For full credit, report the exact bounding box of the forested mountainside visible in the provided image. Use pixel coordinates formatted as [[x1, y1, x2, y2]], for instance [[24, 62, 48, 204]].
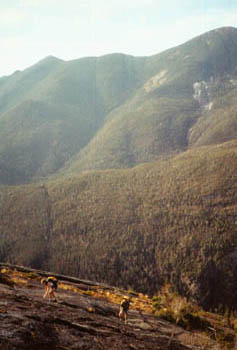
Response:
[[0, 27, 236, 184], [1, 141, 236, 312]]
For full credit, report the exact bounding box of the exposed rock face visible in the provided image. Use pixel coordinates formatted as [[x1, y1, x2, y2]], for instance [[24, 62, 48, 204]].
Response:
[[0, 264, 215, 350], [193, 75, 236, 111], [193, 80, 211, 110], [144, 70, 168, 92]]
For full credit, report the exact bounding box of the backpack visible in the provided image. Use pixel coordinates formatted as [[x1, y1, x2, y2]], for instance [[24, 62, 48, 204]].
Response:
[[121, 299, 130, 312], [47, 276, 57, 281], [46, 276, 58, 288]]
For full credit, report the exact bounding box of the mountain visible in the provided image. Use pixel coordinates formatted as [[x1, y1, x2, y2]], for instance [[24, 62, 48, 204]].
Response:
[[0, 27, 237, 184], [0, 27, 237, 314], [64, 26, 237, 174]]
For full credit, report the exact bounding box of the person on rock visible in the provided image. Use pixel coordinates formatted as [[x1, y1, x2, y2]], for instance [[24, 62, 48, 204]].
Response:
[[119, 297, 131, 324], [41, 276, 58, 302]]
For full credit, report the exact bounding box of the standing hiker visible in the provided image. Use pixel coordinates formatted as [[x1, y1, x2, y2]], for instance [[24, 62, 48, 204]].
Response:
[[119, 297, 131, 324]]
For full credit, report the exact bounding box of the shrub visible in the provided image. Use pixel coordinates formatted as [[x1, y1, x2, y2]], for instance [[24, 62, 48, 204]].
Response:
[[153, 284, 211, 330]]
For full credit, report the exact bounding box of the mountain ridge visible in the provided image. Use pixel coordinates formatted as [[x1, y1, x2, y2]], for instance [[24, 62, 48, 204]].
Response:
[[0, 26, 237, 184]]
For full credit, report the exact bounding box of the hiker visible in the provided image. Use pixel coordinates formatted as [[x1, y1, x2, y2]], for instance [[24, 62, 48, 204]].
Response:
[[41, 276, 58, 302], [119, 297, 131, 324]]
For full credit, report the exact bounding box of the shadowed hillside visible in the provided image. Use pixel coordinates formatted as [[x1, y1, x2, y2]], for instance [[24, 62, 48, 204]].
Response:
[[0, 54, 144, 184]]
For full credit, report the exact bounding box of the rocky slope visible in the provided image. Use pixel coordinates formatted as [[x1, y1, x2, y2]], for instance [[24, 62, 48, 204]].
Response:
[[1, 264, 231, 350]]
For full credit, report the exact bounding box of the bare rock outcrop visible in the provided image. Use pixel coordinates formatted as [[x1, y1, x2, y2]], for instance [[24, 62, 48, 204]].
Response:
[[0, 264, 216, 349]]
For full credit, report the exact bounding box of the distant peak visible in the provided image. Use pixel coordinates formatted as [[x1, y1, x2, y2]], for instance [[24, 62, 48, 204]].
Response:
[[33, 55, 64, 68], [41, 55, 63, 62], [206, 26, 237, 37], [187, 26, 237, 47], [215, 26, 237, 33]]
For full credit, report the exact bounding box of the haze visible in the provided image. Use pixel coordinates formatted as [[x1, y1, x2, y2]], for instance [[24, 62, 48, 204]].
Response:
[[1, 0, 237, 76]]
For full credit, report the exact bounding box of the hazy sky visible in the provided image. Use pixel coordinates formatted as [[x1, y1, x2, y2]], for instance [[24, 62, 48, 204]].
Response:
[[1, 0, 237, 77]]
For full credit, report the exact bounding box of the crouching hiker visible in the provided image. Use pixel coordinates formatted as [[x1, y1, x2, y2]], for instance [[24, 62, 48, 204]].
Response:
[[41, 276, 58, 302], [119, 297, 131, 324]]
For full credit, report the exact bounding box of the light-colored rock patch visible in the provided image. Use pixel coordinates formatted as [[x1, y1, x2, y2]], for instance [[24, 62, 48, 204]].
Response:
[[193, 80, 211, 110], [144, 69, 168, 92], [205, 101, 213, 111], [230, 79, 237, 86]]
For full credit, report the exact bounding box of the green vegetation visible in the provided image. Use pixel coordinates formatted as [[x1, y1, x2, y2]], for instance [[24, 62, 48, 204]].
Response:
[[189, 88, 237, 147], [152, 284, 236, 349], [152, 284, 211, 330], [65, 97, 198, 173]]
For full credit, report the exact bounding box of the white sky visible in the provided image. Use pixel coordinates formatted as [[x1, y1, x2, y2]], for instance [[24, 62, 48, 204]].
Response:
[[1, 0, 237, 77]]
